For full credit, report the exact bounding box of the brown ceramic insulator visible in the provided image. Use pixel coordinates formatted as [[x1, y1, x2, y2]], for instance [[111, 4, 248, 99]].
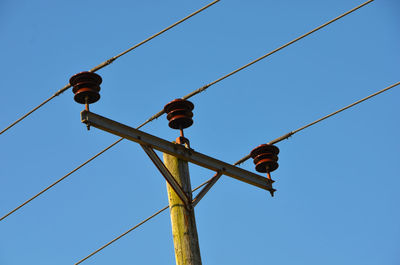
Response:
[[70, 72, 102, 104], [164, 99, 194, 129], [250, 144, 280, 173]]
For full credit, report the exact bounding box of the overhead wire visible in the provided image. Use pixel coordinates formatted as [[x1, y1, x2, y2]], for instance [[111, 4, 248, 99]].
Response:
[[74, 178, 213, 265], [0, 0, 374, 222], [0, 139, 124, 222], [0, 0, 220, 136], [0, 115, 160, 222], [138, 0, 375, 128], [234, 81, 400, 165]]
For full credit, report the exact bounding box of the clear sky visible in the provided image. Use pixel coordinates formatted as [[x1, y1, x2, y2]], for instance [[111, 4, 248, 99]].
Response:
[[0, 0, 399, 264]]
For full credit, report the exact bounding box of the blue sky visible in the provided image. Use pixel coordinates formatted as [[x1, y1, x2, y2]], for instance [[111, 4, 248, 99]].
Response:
[[0, 0, 399, 264]]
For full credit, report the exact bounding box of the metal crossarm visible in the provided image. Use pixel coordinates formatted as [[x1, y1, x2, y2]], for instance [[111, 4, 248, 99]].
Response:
[[81, 110, 274, 191]]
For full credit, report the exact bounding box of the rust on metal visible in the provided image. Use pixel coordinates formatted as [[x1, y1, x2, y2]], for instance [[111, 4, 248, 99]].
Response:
[[176, 136, 190, 147], [250, 144, 280, 196], [164, 99, 194, 130], [70, 72, 102, 105], [164, 99, 194, 147], [250, 144, 279, 173]]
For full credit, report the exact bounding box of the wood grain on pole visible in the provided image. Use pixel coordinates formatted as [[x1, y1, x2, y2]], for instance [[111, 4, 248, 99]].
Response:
[[163, 153, 202, 265]]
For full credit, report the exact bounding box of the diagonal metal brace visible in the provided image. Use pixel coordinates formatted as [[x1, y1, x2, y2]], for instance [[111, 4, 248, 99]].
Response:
[[140, 144, 191, 208], [192, 172, 222, 207]]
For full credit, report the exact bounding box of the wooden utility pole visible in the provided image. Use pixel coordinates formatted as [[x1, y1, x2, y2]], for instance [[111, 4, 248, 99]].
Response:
[[163, 152, 202, 265]]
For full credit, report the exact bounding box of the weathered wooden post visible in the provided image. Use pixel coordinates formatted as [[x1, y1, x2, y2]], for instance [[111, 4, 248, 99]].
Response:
[[164, 153, 202, 265]]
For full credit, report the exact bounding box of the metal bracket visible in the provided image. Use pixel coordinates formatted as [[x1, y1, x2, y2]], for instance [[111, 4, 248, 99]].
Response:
[[192, 172, 222, 207], [141, 144, 191, 208]]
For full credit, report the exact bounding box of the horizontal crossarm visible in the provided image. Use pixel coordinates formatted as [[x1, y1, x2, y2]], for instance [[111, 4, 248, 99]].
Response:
[[81, 110, 273, 191]]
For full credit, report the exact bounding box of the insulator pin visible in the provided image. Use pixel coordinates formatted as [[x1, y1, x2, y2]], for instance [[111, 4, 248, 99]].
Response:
[[164, 99, 194, 130], [70, 72, 102, 104]]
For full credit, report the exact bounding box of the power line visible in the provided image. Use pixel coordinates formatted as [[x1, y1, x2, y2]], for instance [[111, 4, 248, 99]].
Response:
[[289, 82, 400, 136], [0, 0, 220, 136], [234, 81, 400, 165], [75, 205, 169, 265], [0, 0, 374, 222], [74, 178, 212, 265], [0, 139, 123, 222], [138, 0, 375, 128], [0, 110, 164, 222]]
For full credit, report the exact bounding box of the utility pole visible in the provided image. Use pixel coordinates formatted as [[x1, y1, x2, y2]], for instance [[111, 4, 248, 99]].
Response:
[[164, 152, 202, 265], [72, 72, 276, 265]]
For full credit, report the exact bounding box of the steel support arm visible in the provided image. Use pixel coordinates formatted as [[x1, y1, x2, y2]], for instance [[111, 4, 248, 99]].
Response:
[[192, 172, 222, 207], [81, 110, 273, 191], [141, 145, 191, 208]]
